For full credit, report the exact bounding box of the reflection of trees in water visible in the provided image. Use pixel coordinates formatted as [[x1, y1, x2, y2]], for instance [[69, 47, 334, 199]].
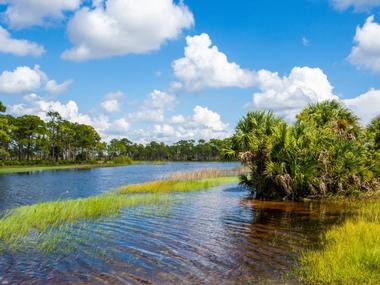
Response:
[[219, 198, 351, 283], [243, 199, 348, 235]]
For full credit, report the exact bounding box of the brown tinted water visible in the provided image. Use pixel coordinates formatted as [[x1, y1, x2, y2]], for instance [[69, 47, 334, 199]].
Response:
[[0, 163, 348, 284]]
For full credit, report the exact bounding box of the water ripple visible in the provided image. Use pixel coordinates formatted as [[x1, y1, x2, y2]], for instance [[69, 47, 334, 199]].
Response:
[[0, 163, 347, 284]]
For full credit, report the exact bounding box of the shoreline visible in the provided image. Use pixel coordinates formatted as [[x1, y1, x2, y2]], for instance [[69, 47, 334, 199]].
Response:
[[0, 163, 134, 175], [0, 161, 237, 175]]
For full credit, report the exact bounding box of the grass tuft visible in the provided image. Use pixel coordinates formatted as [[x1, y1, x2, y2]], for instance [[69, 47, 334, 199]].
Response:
[[297, 199, 380, 285], [164, 167, 246, 180], [118, 177, 239, 194], [0, 193, 168, 246]]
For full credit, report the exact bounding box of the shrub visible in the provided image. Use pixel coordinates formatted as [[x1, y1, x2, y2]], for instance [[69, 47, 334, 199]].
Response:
[[111, 156, 133, 165]]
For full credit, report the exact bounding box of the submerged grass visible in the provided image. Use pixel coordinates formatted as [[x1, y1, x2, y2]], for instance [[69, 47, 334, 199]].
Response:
[[297, 198, 380, 285], [0, 193, 169, 246], [118, 177, 239, 194], [0, 168, 240, 249]]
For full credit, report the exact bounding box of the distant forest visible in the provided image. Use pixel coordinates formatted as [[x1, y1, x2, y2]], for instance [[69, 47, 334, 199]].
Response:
[[0, 101, 231, 164]]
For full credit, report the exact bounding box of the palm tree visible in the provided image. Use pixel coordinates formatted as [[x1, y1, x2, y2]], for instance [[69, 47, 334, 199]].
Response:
[[231, 102, 379, 200], [297, 100, 360, 139], [232, 111, 287, 199]]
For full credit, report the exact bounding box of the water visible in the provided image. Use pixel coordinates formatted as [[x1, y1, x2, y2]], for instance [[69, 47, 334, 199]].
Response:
[[0, 162, 346, 284]]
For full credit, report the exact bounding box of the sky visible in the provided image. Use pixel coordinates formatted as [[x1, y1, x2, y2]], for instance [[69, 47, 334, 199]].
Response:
[[0, 0, 380, 143]]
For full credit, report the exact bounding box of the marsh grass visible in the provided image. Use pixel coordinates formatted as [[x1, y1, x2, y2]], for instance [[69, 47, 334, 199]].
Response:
[[0, 164, 99, 174], [164, 167, 246, 180], [0, 193, 169, 247], [118, 177, 239, 194], [297, 199, 380, 284], [0, 169, 240, 250]]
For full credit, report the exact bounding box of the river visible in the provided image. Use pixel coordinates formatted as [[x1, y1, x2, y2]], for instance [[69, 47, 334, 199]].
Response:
[[0, 162, 346, 284]]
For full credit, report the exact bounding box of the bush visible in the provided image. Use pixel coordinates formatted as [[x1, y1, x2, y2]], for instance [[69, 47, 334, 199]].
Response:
[[231, 101, 379, 200], [111, 156, 133, 165]]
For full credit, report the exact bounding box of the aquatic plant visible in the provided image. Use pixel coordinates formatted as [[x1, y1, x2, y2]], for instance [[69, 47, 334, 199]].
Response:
[[0, 193, 169, 246], [119, 177, 239, 194], [164, 167, 246, 180], [297, 199, 380, 284]]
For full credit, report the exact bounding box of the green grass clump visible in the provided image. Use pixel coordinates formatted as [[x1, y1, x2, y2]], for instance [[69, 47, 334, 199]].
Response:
[[164, 167, 247, 180], [0, 193, 168, 245], [118, 177, 239, 194], [297, 200, 380, 285]]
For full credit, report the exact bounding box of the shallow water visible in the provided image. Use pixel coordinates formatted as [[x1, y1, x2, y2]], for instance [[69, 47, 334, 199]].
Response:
[[0, 162, 346, 284]]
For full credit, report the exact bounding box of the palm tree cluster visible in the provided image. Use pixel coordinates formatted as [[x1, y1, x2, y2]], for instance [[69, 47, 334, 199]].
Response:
[[230, 101, 380, 200]]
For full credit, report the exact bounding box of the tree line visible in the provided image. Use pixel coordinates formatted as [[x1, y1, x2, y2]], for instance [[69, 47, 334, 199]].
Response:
[[228, 100, 380, 199], [0, 101, 231, 165]]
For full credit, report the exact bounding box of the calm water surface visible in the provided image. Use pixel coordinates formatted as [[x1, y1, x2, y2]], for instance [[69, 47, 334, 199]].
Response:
[[0, 162, 346, 284]]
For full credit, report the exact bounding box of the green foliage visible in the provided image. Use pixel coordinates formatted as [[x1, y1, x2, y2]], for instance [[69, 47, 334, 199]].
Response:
[[231, 100, 379, 199], [0, 102, 5, 113], [296, 100, 361, 139], [111, 155, 133, 165], [117, 138, 232, 161]]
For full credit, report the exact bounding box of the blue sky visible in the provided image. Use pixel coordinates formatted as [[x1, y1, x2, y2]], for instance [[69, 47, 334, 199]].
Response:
[[0, 0, 380, 143]]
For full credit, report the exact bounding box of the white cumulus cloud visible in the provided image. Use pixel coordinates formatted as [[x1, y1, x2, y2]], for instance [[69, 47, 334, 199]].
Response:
[[249, 64, 379, 124], [10, 94, 93, 124], [0, 65, 72, 95], [171, 34, 339, 122], [102, 117, 130, 138], [172, 33, 256, 91], [252, 67, 336, 122], [8, 94, 131, 138], [150, 105, 231, 143], [62, 0, 194, 61], [170, 114, 186, 124], [101, 99, 120, 113], [0, 26, 44, 56], [0, 65, 46, 94], [344, 88, 380, 124], [45, 79, 73, 94], [192, 105, 228, 132], [112, 118, 130, 132], [128, 90, 176, 122], [2, 0, 82, 29], [100, 91, 125, 113], [349, 16, 380, 72]]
